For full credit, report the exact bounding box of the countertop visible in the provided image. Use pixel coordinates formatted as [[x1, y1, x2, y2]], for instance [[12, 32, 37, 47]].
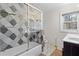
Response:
[[62, 34, 79, 44]]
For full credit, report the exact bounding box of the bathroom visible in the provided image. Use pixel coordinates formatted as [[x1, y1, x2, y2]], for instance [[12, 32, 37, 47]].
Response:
[[0, 2, 79, 56]]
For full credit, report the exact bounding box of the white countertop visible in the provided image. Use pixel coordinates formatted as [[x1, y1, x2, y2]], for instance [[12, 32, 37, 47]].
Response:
[[63, 34, 79, 44]]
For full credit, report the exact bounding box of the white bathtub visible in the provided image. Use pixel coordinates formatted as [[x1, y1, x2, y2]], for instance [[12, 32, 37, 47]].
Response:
[[0, 42, 42, 56], [19, 44, 42, 56]]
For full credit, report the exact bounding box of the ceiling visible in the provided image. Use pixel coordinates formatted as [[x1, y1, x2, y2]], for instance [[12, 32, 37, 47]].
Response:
[[30, 3, 68, 13]]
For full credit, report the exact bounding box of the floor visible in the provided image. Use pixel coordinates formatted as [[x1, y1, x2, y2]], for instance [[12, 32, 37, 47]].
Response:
[[39, 49, 62, 56], [50, 49, 62, 56]]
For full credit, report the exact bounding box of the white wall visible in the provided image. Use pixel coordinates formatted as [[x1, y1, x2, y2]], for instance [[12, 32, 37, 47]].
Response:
[[43, 10, 67, 55]]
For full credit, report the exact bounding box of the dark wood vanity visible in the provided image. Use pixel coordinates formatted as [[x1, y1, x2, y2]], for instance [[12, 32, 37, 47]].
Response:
[[63, 42, 79, 56]]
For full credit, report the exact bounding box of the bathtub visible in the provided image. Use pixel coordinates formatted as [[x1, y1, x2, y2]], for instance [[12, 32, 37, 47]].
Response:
[[0, 42, 42, 56], [19, 44, 42, 56]]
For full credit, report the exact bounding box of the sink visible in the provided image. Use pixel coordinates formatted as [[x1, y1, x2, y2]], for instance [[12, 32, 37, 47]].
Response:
[[63, 34, 79, 44], [69, 38, 79, 41]]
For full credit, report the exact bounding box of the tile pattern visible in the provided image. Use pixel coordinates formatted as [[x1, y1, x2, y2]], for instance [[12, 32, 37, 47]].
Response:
[[3, 45, 12, 51], [0, 25, 8, 34], [18, 39, 24, 45], [0, 3, 28, 52], [0, 3, 43, 52], [9, 33, 16, 40], [0, 10, 9, 17], [29, 30, 43, 44], [9, 19, 16, 26], [9, 5, 17, 12], [0, 39, 9, 52]]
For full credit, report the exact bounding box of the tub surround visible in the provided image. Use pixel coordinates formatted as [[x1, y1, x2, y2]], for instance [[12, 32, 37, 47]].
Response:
[[0, 3, 43, 56]]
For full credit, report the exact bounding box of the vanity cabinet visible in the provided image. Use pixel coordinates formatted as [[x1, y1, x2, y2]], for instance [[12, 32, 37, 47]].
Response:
[[63, 42, 79, 56]]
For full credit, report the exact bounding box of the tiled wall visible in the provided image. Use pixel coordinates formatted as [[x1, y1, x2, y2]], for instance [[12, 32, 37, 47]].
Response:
[[0, 3, 28, 52], [0, 3, 43, 52]]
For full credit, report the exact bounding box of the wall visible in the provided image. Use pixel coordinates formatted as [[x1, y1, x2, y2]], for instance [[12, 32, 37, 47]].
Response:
[[0, 3, 29, 52], [43, 10, 67, 55], [43, 4, 79, 55]]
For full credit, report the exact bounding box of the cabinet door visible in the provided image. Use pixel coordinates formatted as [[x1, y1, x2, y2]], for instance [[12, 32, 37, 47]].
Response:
[[70, 43, 77, 56], [71, 43, 79, 56], [63, 42, 71, 56], [63, 42, 79, 56]]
